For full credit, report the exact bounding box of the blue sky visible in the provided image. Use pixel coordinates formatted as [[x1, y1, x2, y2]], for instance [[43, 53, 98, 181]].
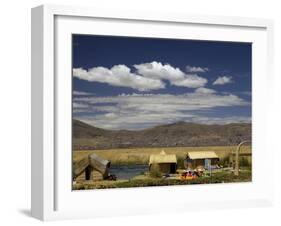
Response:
[[72, 34, 252, 130]]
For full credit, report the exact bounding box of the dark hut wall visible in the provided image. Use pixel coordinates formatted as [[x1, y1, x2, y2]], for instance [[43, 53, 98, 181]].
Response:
[[150, 163, 177, 174], [76, 168, 103, 182], [191, 159, 219, 168]]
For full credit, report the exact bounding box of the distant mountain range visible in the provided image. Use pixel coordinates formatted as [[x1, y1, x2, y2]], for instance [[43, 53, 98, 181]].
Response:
[[73, 119, 251, 150]]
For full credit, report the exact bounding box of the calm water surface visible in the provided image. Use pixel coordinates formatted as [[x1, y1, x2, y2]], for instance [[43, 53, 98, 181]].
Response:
[[110, 164, 148, 180]]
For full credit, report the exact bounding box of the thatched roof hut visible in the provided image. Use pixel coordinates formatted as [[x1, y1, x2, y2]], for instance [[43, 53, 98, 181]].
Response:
[[149, 150, 177, 174], [73, 154, 111, 181], [185, 151, 219, 169]]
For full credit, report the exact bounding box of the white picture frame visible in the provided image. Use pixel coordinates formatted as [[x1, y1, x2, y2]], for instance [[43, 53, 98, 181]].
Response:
[[31, 4, 274, 221]]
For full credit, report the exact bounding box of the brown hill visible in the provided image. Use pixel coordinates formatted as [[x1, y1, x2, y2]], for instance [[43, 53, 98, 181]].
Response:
[[73, 119, 251, 150]]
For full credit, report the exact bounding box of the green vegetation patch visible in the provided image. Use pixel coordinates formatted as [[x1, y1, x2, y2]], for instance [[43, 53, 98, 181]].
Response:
[[73, 170, 251, 190]]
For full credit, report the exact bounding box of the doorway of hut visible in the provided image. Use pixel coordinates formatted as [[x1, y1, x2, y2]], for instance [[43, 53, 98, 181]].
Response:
[[170, 163, 177, 174], [85, 166, 92, 180]]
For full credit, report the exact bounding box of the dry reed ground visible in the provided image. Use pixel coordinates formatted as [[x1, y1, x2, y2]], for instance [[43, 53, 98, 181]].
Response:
[[73, 146, 251, 165]]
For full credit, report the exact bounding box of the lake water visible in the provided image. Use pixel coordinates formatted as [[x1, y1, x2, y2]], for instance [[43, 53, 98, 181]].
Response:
[[110, 164, 149, 180]]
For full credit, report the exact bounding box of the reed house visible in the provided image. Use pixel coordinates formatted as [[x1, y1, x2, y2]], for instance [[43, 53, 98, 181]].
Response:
[[184, 151, 219, 170], [73, 153, 111, 182], [149, 150, 177, 174]]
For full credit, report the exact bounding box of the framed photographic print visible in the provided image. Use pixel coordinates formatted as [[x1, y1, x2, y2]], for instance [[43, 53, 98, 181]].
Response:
[[31, 4, 274, 221], [71, 34, 253, 189]]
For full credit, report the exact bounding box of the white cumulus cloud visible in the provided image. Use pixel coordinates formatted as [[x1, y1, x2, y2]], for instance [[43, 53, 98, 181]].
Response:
[[213, 76, 233, 85], [73, 61, 208, 91], [73, 65, 165, 91], [134, 61, 207, 88]]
